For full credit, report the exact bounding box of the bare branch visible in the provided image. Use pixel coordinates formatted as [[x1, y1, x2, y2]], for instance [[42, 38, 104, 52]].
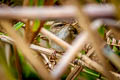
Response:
[[0, 6, 76, 20], [0, 4, 116, 20]]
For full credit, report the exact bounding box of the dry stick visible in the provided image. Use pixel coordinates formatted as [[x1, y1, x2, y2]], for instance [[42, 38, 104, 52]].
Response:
[[0, 20, 53, 80], [1, 31, 120, 79], [23, 0, 29, 6], [66, 66, 83, 80], [23, 0, 32, 44], [36, 28, 120, 79], [24, 20, 32, 44], [41, 53, 53, 69], [30, 0, 55, 43], [110, 71, 120, 79], [0, 6, 76, 20], [41, 28, 70, 50], [0, 35, 61, 58], [91, 19, 120, 40], [30, 44, 61, 58], [0, 4, 116, 20], [44, 0, 54, 6], [51, 32, 88, 79], [40, 28, 107, 77], [82, 4, 115, 19], [0, 35, 88, 69], [86, 47, 95, 57], [91, 19, 120, 69], [0, 28, 111, 79], [5, 43, 11, 66], [0, 27, 115, 79], [13, 45, 22, 80], [30, 21, 45, 43], [75, 3, 117, 80]]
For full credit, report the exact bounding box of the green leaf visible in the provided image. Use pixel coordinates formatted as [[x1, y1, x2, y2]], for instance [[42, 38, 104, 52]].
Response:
[[84, 67, 100, 78], [54, 0, 58, 3], [13, 22, 24, 30], [98, 25, 105, 37], [79, 67, 106, 80], [80, 50, 86, 54], [29, 0, 34, 6], [32, 19, 40, 32], [113, 46, 120, 56], [113, 46, 118, 52], [0, 32, 5, 35], [37, 0, 44, 6], [18, 50, 40, 80], [36, 36, 41, 43], [44, 24, 51, 31], [96, 0, 102, 3]]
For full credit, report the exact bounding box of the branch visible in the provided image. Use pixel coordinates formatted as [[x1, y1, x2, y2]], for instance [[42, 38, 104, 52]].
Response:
[[0, 6, 76, 20]]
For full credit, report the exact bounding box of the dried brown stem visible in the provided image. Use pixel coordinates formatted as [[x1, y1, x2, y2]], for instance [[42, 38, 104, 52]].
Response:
[[13, 45, 22, 80], [0, 30, 117, 79], [40, 28, 109, 77], [0, 6, 76, 20], [23, 0, 29, 6], [0, 4, 116, 20], [41, 28, 70, 50], [66, 66, 83, 80]]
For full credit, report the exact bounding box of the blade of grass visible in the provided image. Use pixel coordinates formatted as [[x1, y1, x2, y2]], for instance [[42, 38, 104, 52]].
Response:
[[13, 22, 24, 30]]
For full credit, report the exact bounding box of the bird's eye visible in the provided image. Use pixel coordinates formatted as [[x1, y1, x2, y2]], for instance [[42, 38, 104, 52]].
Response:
[[53, 22, 66, 27]]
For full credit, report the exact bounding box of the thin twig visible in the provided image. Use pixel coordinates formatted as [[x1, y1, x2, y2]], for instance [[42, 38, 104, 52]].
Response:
[[66, 65, 83, 80], [13, 45, 22, 80], [41, 53, 53, 70], [5, 43, 11, 66], [86, 47, 95, 57], [41, 28, 70, 50]]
